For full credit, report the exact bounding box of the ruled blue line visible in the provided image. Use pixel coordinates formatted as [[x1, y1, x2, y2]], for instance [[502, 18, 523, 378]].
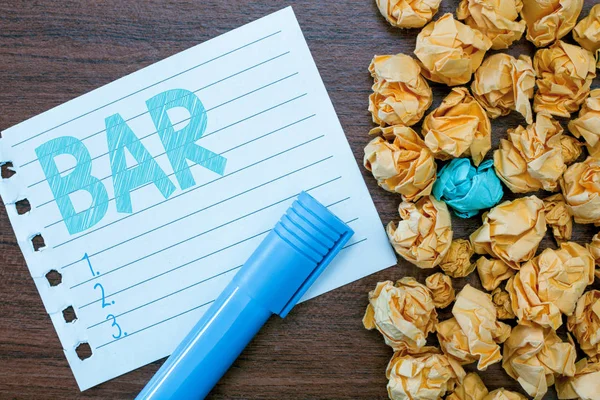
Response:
[[67, 155, 333, 262], [79, 209, 353, 310], [77, 230, 265, 301], [87, 264, 243, 328], [95, 301, 215, 350], [22, 51, 291, 171], [11, 30, 282, 149], [87, 222, 362, 328], [50, 114, 316, 243], [68, 176, 341, 288], [30, 71, 299, 190], [327, 197, 350, 208], [57, 147, 326, 250], [95, 236, 366, 350], [60, 136, 327, 270]]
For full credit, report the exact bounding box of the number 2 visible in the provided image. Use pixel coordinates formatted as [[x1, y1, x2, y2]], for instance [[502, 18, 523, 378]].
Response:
[[93, 283, 115, 308], [106, 314, 127, 339]]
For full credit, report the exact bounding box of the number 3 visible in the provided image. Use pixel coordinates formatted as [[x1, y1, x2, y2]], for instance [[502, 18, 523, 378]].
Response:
[[106, 314, 126, 339]]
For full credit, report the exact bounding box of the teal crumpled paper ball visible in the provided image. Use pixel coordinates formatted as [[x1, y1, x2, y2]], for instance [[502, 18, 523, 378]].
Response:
[[432, 158, 503, 218]]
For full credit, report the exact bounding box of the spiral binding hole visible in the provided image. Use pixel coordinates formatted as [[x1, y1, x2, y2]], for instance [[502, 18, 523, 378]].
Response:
[[1, 162, 16, 179], [75, 342, 92, 360], [15, 199, 31, 215], [31, 234, 45, 251], [45, 270, 62, 287], [62, 306, 77, 323]]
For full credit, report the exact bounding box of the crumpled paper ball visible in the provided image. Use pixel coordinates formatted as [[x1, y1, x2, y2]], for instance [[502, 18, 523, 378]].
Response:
[[456, 0, 526, 49], [493, 113, 566, 193], [567, 290, 600, 358], [543, 193, 573, 244], [387, 196, 453, 269], [425, 272, 455, 308], [471, 53, 535, 124], [386, 348, 466, 400], [421, 87, 492, 165], [502, 324, 576, 400], [561, 156, 600, 225], [452, 285, 512, 370], [446, 372, 488, 400], [556, 356, 600, 400], [533, 40, 596, 118], [560, 134, 583, 164], [375, 0, 442, 28], [365, 125, 437, 201], [476, 256, 514, 291], [569, 89, 600, 158], [573, 4, 600, 53], [439, 239, 476, 278], [507, 242, 595, 330], [470, 196, 546, 270], [414, 13, 492, 86], [363, 278, 438, 352], [491, 288, 516, 320], [588, 233, 600, 267], [437, 317, 479, 365], [520, 0, 583, 47], [433, 158, 503, 218], [369, 54, 433, 126], [484, 389, 527, 400]]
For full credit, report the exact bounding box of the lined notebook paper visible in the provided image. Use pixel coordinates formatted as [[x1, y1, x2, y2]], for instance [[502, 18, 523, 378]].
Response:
[[0, 7, 396, 390]]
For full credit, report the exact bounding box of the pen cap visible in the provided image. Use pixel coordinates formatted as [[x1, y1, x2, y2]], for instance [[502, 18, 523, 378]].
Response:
[[234, 192, 353, 317]]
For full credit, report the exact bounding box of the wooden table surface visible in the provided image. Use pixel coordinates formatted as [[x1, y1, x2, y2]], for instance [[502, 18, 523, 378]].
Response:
[[1, 0, 599, 398]]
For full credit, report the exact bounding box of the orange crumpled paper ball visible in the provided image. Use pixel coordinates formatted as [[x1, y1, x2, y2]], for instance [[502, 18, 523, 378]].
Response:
[[543, 193, 573, 244], [363, 278, 438, 352], [573, 4, 600, 54], [439, 239, 475, 278], [470, 196, 546, 270], [569, 88, 600, 158], [437, 317, 479, 366], [415, 13, 492, 86], [425, 272, 455, 308], [567, 290, 600, 358], [493, 113, 567, 193], [502, 324, 576, 400], [456, 0, 526, 50], [556, 356, 600, 400], [365, 125, 437, 201], [588, 233, 600, 268], [533, 40, 596, 118], [520, 0, 583, 47], [375, 0, 442, 28], [476, 256, 514, 291], [451, 285, 512, 370], [471, 53, 535, 124], [561, 156, 600, 225], [491, 288, 516, 320], [387, 196, 453, 269], [386, 347, 466, 400], [369, 53, 433, 126], [446, 372, 489, 400], [421, 87, 492, 166], [506, 242, 595, 330]]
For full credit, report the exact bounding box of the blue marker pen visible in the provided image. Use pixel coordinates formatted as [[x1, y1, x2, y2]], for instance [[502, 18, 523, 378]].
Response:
[[136, 191, 354, 399]]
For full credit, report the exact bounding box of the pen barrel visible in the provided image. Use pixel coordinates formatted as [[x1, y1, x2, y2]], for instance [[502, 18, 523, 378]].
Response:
[[136, 283, 271, 400]]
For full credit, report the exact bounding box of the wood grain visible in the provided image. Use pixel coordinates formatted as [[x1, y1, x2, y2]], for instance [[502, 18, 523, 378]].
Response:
[[1, 1, 599, 398]]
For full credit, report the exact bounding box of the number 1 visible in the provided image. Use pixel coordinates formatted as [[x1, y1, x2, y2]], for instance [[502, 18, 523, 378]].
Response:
[[82, 253, 100, 277]]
